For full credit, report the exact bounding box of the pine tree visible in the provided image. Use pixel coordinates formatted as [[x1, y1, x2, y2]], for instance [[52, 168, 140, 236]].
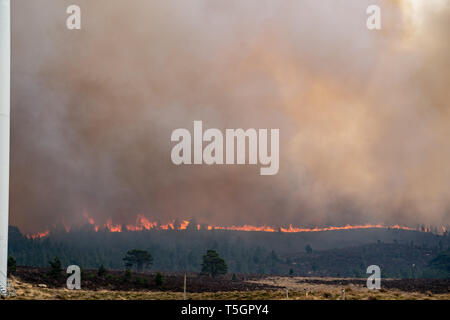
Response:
[[48, 256, 62, 278], [154, 272, 164, 288], [201, 250, 227, 277]]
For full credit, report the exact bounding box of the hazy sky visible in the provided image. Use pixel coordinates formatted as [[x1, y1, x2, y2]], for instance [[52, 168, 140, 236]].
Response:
[[9, 0, 450, 233]]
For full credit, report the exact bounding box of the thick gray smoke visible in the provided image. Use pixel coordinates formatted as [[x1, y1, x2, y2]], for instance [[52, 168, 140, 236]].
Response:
[[10, 0, 450, 233]]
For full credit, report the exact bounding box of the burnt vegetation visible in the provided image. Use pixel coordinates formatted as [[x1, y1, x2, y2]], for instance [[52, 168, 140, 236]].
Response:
[[13, 266, 278, 293], [10, 266, 450, 294]]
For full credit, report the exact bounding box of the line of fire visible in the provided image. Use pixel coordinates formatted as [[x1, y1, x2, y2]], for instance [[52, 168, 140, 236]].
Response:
[[25, 213, 448, 240]]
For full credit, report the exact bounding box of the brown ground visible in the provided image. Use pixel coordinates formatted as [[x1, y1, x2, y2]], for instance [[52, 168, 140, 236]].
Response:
[[12, 266, 279, 292], [248, 276, 450, 300], [3, 273, 449, 300]]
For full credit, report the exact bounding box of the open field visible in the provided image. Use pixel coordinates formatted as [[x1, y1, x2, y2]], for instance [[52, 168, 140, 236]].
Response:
[[4, 277, 450, 300], [3, 268, 449, 300]]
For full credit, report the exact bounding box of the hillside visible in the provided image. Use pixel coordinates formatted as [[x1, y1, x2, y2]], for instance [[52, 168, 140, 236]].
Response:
[[278, 243, 450, 278], [8, 226, 450, 278]]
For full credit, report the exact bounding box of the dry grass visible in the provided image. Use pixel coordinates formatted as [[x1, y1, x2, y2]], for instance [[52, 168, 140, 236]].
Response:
[[248, 276, 450, 300], [3, 276, 449, 300]]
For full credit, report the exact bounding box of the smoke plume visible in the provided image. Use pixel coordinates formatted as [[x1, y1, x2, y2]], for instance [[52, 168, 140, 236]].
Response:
[[10, 0, 450, 233]]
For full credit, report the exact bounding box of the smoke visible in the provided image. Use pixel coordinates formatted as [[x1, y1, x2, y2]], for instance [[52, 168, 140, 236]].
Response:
[[9, 0, 450, 233]]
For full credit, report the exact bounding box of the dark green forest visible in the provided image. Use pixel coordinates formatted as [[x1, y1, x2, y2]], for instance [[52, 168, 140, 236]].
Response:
[[8, 226, 450, 278]]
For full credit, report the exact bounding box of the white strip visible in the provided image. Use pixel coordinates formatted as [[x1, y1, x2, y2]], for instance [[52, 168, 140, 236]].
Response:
[[0, 0, 10, 294]]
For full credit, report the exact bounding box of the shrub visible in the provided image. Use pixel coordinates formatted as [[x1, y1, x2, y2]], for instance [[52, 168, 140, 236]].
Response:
[[123, 269, 132, 282], [47, 256, 63, 279], [135, 276, 146, 285], [106, 274, 116, 282], [154, 272, 164, 288], [7, 256, 16, 275], [98, 264, 107, 277]]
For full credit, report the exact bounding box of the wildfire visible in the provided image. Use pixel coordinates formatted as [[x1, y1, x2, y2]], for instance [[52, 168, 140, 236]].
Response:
[[26, 230, 50, 239], [25, 213, 438, 239]]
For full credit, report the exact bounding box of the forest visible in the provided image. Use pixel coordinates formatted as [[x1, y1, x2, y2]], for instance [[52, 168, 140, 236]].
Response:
[[7, 225, 450, 278]]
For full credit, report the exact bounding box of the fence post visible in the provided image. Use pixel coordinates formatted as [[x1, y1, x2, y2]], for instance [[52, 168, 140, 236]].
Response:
[[183, 273, 187, 300]]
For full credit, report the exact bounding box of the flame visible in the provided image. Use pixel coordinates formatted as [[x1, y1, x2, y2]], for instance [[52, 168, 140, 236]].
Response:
[[214, 225, 277, 232], [81, 214, 418, 234], [25, 213, 443, 239], [180, 220, 190, 230], [126, 215, 158, 231], [83, 212, 95, 225], [84, 212, 99, 232], [106, 218, 122, 232], [26, 230, 50, 239]]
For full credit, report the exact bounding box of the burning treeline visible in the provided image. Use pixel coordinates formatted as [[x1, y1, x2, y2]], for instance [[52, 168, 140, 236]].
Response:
[[26, 212, 448, 239], [10, 1, 450, 234]]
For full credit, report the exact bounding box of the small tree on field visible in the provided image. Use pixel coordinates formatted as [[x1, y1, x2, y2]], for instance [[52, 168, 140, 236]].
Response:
[[98, 264, 107, 277], [305, 244, 313, 254], [201, 250, 227, 277], [7, 256, 16, 275], [48, 256, 62, 278], [123, 268, 132, 282], [123, 249, 153, 272], [154, 272, 164, 288]]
